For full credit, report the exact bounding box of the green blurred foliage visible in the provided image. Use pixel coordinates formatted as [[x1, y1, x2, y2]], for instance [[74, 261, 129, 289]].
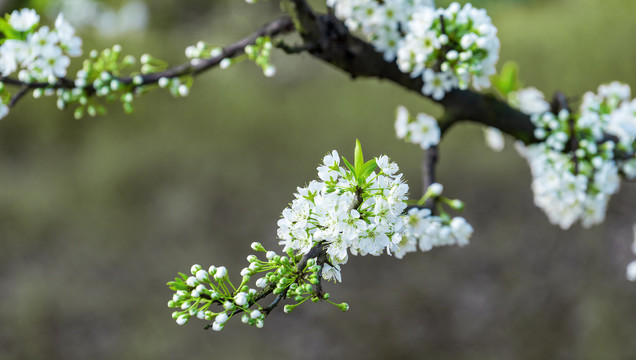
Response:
[[0, 0, 635, 359]]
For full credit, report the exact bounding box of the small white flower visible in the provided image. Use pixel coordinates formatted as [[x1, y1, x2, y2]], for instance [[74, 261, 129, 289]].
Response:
[[422, 69, 455, 100], [9, 8, 40, 32], [408, 112, 440, 149], [450, 217, 473, 246], [395, 105, 409, 139], [375, 155, 399, 176], [322, 263, 342, 282], [263, 65, 276, 77], [220, 58, 231, 69], [484, 127, 504, 152]]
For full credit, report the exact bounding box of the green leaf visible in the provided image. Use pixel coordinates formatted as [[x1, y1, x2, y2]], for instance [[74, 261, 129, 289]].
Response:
[[359, 159, 377, 181], [342, 156, 355, 175], [167, 279, 189, 291], [354, 139, 364, 175], [492, 61, 521, 96]]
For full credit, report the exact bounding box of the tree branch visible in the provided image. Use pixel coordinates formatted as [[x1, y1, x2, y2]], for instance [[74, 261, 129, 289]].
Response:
[[204, 241, 329, 328], [421, 145, 438, 200], [1, 17, 295, 108]]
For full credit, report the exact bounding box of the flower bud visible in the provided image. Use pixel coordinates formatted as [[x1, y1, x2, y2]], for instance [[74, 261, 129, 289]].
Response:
[[234, 292, 248, 306], [158, 77, 170, 88], [176, 314, 189, 325], [186, 276, 198, 287], [427, 183, 443, 197], [448, 199, 464, 211], [214, 266, 227, 280], [249, 310, 261, 320], [214, 312, 229, 325], [255, 277, 268, 288], [195, 269, 208, 282]]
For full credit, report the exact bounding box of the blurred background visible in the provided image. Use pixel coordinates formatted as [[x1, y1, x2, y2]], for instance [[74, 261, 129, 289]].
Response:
[[0, 0, 635, 359]]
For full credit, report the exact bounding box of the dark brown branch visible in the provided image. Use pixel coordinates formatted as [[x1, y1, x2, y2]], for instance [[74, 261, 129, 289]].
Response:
[[263, 292, 286, 315], [9, 85, 29, 108], [421, 145, 438, 202]]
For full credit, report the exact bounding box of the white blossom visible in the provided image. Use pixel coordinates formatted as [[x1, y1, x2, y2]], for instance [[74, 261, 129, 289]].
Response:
[[484, 127, 505, 152], [327, 1, 499, 99], [9, 8, 39, 31]]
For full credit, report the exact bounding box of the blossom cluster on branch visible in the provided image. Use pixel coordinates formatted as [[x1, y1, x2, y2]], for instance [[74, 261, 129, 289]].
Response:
[[168, 141, 472, 330], [326, 0, 499, 99], [0, 8, 280, 121], [278, 141, 471, 282], [167, 243, 348, 331], [513, 83, 635, 229]]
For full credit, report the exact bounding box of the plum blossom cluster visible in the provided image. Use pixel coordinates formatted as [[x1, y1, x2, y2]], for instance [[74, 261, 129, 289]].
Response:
[[169, 142, 473, 329], [0, 10, 81, 82], [394, 105, 440, 149], [277, 141, 472, 282], [167, 242, 348, 330], [325, 0, 500, 99], [0, 9, 82, 119], [515, 83, 636, 229], [277, 147, 408, 282], [392, 183, 473, 259]]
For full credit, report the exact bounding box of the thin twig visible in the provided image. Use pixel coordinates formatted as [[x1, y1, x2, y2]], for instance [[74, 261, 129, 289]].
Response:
[[9, 86, 30, 108], [275, 40, 317, 54]]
